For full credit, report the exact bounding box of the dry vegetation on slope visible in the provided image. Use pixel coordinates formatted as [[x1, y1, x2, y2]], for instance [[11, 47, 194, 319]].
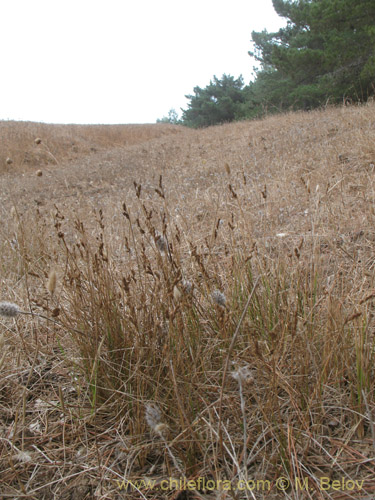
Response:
[[0, 121, 181, 173], [1, 104, 375, 499]]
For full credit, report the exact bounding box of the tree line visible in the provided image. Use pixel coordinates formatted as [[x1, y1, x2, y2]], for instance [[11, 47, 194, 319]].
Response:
[[158, 0, 375, 128]]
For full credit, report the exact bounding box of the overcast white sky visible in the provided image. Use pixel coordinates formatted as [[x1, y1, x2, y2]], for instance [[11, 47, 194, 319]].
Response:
[[0, 0, 283, 124]]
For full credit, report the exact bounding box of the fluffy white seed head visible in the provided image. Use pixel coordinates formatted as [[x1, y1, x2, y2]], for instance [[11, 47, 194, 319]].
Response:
[[174, 280, 193, 301], [145, 404, 162, 430], [14, 451, 32, 463], [145, 404, 168, 435], [181, 279, 193, 294], [0, 302, 21, 318], [154, 423, 168, 435], [211, 289, 226, 307], [155, 233, 167, 254], [232, 365, 254, 384]]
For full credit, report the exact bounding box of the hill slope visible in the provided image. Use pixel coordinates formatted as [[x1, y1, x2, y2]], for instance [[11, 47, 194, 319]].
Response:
[[1, 105, 375, 499]]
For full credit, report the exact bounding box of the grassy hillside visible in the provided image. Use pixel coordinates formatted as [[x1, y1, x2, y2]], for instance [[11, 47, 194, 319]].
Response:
[[0, 121, 181, 173], [1, 104, 375, 499]]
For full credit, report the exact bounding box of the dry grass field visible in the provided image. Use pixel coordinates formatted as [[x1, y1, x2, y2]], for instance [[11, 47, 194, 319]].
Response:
[[1, 103, 375, 499]]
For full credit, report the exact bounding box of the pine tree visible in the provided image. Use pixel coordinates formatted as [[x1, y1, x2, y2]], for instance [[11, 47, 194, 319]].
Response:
[[181, 74, 247, 128], [250, 0, 375, 110]]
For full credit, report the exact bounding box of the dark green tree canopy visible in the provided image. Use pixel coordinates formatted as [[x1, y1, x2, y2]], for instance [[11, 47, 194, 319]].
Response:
[[176, 0, 375, 127], [181, 74, 247, 128], [250, 0, 375, 109]]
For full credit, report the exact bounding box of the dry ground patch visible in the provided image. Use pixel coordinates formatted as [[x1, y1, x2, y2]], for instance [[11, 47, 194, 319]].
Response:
[[1, 105, 375, 499]]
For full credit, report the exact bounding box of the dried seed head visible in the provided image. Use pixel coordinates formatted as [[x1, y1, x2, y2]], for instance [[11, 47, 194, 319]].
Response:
[[173, 280, 193, 301], [14, 451, 32, 463], [181, 279, 193, 294], [0, 302, 21, 318], [51, 307, 60, 317], [36, 169, 43, 177], [34, 137, 42, 145], [47, 270, 57, 295], [154, 423, 168, 435], [145, 404, 168, 435], [9, 238, 19, 250], [173, 285, 182, 302], [232, 365, 254, 384], [145, 404, 162, 431], [6, 157, 13, 165], [155, 233, 167, 254], [211, 289, 226, 307]]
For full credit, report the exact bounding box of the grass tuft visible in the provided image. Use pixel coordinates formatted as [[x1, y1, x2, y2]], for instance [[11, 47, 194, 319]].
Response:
[[1, 103, 375, 498]]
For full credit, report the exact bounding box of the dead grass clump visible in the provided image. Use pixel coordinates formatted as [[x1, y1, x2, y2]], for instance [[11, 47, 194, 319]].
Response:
[[1, 103, 375, 498]]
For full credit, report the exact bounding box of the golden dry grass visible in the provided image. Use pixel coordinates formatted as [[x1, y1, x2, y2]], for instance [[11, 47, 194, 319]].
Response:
[[1, 103, 375, 499], [0, 120, 181, 173]]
